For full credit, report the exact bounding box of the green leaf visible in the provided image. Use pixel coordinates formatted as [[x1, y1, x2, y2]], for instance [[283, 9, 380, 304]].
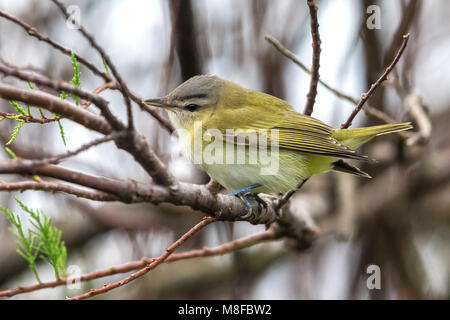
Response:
[[5, 147, 17, 158], [9, 101, 27, 116], [6, 115, 22, 120], [69, 52, 81, 106], [6, 120, 24, 145], [60, 91, 68, 100], [0, 203, 41, 283], [57, 120, 66, 146], [102, 58, 110, 74], [38, 107, 45, 118], [14, 198, 68, 279]]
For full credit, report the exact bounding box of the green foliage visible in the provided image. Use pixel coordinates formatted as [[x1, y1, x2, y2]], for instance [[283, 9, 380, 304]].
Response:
[[38, 107, 46, 118], [69, 52, 81, 105], [102, 58, 110, 74], [59, 52, 82, 105], [57, 119, 66, 146], [26, 82, 35, 117], [5, 147, 17, 159], [27, 82, 46, 118], [9, 100, 27, 116], [0, 203, 41, 282], [0, 198, 68, 281], [5, 120, 24, 145]]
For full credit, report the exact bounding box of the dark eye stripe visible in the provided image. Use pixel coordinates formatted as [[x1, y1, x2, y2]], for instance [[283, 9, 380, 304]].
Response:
[[179, 93, 207, 101]]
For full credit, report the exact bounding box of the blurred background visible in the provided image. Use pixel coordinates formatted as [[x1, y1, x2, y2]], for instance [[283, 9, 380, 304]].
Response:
[[0, 0, 449, 299]]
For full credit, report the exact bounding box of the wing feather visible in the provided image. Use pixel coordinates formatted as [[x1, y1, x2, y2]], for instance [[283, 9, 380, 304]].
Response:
[[218, 109, 368, 161]]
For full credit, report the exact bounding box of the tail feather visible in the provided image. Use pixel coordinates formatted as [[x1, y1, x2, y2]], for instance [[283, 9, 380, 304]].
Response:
[[331, 122, 413, 150], [332, 159, 372, 178]]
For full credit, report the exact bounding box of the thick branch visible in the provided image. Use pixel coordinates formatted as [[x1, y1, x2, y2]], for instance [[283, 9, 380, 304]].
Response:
[[0, 161, 134, 201], [0, 64, 124, 129], [0, 159, 296, 226], [0, 181, 119, 201], [0, 83, 112, 134]]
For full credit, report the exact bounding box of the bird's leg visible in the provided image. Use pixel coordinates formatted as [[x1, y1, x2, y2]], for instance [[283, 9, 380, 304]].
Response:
[[227, 184, 267, 219], [227, 183, 261, 196]]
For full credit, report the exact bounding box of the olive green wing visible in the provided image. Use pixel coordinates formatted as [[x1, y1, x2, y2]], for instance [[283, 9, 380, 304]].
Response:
[[221, 110, 368, 161]]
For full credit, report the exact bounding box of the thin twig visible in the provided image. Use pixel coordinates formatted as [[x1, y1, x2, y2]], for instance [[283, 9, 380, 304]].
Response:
[[0, 111, 58, 124], [404, 91, 431, 146], [34, 134, 119, 166], [0, 10, 110, 82], [341, 33, 410, 129], [0, 180, 119, 202], [67, 216, 216, 300], [80, 81, 120, 109], [275, 178, 309, 211], [51, 0, 134, 129], [304, 0, 321, 116], [0, 227, 279, 298], [265, 35, 404, 128]]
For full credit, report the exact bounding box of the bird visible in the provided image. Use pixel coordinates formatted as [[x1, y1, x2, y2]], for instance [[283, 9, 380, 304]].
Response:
[[144, 75, 412, 208]]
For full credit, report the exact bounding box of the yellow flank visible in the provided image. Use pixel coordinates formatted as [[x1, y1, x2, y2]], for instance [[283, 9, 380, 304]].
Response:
[[144, 75, 413, 194]]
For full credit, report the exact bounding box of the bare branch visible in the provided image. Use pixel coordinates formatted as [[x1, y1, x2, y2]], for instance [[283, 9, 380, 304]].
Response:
[[275, 178, 309, 210], [0, 227, 279, 298], [0, 8, 174, 133], [50, 0, 134, 129], [80, 81, 120, 109], [67, 216, 216, 300], [304, 0, 321, 116], [0, 180, 119, 201], [0, 161, 135, 201], [34, 134, 118, 165], [0, 10, 110, 82], [341, 33, 410, 129], [265, 34, 408, 134], [404, 91, 431, 146]]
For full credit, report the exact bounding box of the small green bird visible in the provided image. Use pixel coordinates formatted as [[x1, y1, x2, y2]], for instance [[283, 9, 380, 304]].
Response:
[[144, 75, 412, 199]]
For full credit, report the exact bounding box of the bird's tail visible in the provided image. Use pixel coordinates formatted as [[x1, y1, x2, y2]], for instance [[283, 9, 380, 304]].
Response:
[[331, 122, 413, 150]]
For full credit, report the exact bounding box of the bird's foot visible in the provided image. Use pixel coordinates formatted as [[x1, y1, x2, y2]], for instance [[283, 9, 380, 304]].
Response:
[[227, 184, 268, 220]]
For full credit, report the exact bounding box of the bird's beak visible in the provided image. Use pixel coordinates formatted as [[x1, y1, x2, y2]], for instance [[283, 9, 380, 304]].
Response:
[[143, 97, 174, 111]]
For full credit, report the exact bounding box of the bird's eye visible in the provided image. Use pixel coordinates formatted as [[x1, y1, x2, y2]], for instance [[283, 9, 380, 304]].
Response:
[[185, 104, 199, 112]]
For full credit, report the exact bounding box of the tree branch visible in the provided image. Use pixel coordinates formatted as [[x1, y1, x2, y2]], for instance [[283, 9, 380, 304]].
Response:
[[341, 33, 410, 129], [0, 180, 119, 201], [265, 34, 409, 137], [0, 227, 279, 298], [0, 10, 110, 82], [67, 216, 216, 300], [0, 83, 112, 134], [0, 63, 124, 130], [51, 0, 134, 129], [304, 0, 321, 116]]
